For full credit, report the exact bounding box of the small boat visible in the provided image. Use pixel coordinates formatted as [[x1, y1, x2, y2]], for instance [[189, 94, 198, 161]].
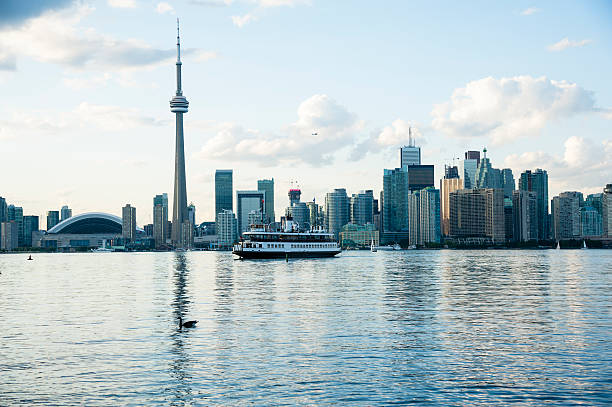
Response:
[[582, 240, 587, 249], [406, 245, 416, 250], [92, 239, 113, 252], [370, 237, 377, 252], [393, 243, 402, 250], [556, 241, 560, 250], [27, 255, 33, 261]]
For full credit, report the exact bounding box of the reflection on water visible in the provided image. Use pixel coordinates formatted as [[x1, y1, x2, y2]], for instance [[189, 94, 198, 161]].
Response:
[[0, 250, 610, 405]]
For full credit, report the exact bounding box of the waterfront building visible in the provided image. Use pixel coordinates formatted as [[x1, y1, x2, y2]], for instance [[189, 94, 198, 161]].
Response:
[[144, 223, 154, 237], [504, 198, 513, 241], [236, 190, 265, 235], [306, 201, 320, 227], [519, 169, 549, 241], [215, 170, 233, 215], [449, 188, 505, 244], [502, 169, 515, 198], [383, 168, 409, 233], [586, 193, 603, 215], [400, 129, 421, 167], [8, 205, 24, 247], [551, 191, 582, 240], [512, 190, 538, 242], [350, 190, 374, 225], [475, 148, 502, 189], [408, 191, 420, 246], [153, 193, 168, 248], [1, 221, 18, 250], [61, 205, 72, 222], [288, 188, 301, 206], [170, 21, 190, 248], [23, 215, 39, 247], [407, 165, 434, 192], [440, 176, 463, 236], [287, 202, 309, 231], [419, 187, 441, 244], [580, 206, 602, 237], [325, 188, 349, 239], [122, 204, 137, 242], [604, 184, 612, 237], [39, 213, 141, 250], [247, 209, 263, 228], [216, 209, 237, 249], [444, 165, 459, 179], [340, 223, 379, 249], [47, 210, 60, 231], [258, 179, 275, 224]]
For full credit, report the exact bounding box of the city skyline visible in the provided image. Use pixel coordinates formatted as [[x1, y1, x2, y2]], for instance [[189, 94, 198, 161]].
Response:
[[0, 0, 610, 226]]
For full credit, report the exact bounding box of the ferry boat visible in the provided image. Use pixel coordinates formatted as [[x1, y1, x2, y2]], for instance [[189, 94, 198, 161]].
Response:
[[232, 219, 341, 259]]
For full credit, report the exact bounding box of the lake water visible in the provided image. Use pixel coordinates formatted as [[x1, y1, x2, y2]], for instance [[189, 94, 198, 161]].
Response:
[[0, 250, 611, 405]]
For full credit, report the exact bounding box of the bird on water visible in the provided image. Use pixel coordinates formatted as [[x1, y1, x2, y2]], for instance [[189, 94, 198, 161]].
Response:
[[179, 316, 198, 329]]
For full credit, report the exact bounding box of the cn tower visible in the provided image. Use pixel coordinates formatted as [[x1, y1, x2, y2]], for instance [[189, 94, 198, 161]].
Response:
[[170, 19, 189, 248]]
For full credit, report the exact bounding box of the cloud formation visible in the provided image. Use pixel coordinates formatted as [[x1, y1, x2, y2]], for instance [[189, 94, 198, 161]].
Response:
[[231, 13, 255, 27], [520, 7, 540, 16], [196, 94, 361, 166], [431, 76, 601, 145], [107, 0, 137, 8], [0, 4, 213, 71], [504, 136, 611, 195], [350, 119, 425, 160], [548, 38, 592, 52], [0, 0, 72, 28], [156, 2, 174, 14]]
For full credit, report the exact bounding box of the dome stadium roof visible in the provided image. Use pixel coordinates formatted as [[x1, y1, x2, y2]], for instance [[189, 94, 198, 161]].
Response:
[[48, 212, 123, 234]]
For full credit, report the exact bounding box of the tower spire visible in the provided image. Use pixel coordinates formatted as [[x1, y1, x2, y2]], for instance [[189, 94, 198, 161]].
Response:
[[176, 18, 181, 63]]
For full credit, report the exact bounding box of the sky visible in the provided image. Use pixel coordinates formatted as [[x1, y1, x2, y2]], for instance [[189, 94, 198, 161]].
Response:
[[0, 0, 611, 227]]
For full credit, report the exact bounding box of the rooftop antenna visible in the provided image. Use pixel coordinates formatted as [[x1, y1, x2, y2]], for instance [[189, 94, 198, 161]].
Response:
[[176, 18, 181, 62], [409, 126, 413, 147]]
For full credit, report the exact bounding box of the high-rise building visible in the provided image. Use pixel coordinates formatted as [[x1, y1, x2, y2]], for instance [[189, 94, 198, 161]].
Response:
[[350, 190, 374, 225], [383, 168, 409, 233], [0, 197, 7, 223], [603, 184, 612, 237], [512, 190, 538, 242], [407, 165, 434, 192], [188, 203, 196, 228], [458, 158, 479, 189], [306, 201, 319, 227], [47, 210, 60, 231], [501, 169, 515, 198], [216, 209, 237, 249], [519, 169, 549, 241], [400, 128, 421, 167], [551, 191, 582, 240], [153, 193, 168, 248], [440, 177, 463, 236], [257, 179, 275, 224], [580, 206, 602, 237], [170, 20, 190, 248], [444, 165, 459, 179], [122, 204, 137, 242], [8, 205, 24, 247], [449, 188, 505, 243], [236, 190, 265, 235], [586, 193, 603, 216], [465, 150, 481, 164], [288, 188, 301, 206], [419, 187, 441, 245], [475, 148, 503, 189], [287, 202, 309, 230], [60, 205, 72, 222], [215, 170, 233, 215], [325, 188, 349, 239], [247, 209, 263, 227], [144, 224, 154, 237], [408, 191, 420, 245], [1, 221, 18, 251], [23, 215, 39, 247]]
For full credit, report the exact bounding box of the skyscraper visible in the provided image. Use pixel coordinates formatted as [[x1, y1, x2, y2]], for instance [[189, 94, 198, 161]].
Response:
[[257, 179, 275, 224], [383, 167, 409, 233], [551, 191, 582, 240], [501, 169, 515, 198], [47, 210, 60, 231], [216, 209, 237, 249], [407, 165, 434, 192], [0, 197, 8, 223], [8, 205, 24, 247], [122, 204, 137, 242], [170, 20, 189, 248], [419, 187, 441, 245], [449, 188, 505, 243], [440, 177, 463, 236], [603, 184, 612, 238], [580, 206, 602, 237], [512, 190, 537, 242], [236, 190, 265, 235], [153, 193, 168, 248], [215, 170, 233, 216], [325, 188, 349, 239], [458, 150, 480, 189], [60, 205, 72, 222], [23, 215, 39, 247], [1, 221, 18, 251], [400, 127, 421, 167], [188, 203, 196, 228], [350, 190, 374, 225], [519, 169, 549, 241]]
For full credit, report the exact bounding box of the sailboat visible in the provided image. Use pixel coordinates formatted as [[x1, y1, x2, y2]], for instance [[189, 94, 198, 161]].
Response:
[[556, 241, 560, 250], [371, 237, 377, 252], [582, 240, 587, 249]]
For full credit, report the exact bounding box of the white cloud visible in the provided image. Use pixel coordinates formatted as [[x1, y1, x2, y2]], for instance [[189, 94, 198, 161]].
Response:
[[548, 38, 592, 52], [520, 7, 540, 16], [108, 0, 137, 8], [156, 2, 175, 14], [351, 119, 425, 160], [431, 75, 601, 145], [196, 94, 360, 166], [504, 136, 611, 196], [189, 0, 233, 6], [231, 13, 255, 27], [258, 0, 311, 6], [0, 4, 214, 72], [63, 73, 112, 90]]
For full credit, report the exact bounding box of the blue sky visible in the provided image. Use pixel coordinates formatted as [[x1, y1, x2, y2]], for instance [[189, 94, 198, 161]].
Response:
[[0, 0, 610, 226]]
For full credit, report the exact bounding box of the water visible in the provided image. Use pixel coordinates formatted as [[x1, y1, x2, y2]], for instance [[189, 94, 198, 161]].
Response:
[[1, 250, 610, 405]]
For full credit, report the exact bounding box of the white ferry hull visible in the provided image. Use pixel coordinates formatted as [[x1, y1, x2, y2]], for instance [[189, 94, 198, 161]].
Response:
[[233, 249, 340, 259]]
